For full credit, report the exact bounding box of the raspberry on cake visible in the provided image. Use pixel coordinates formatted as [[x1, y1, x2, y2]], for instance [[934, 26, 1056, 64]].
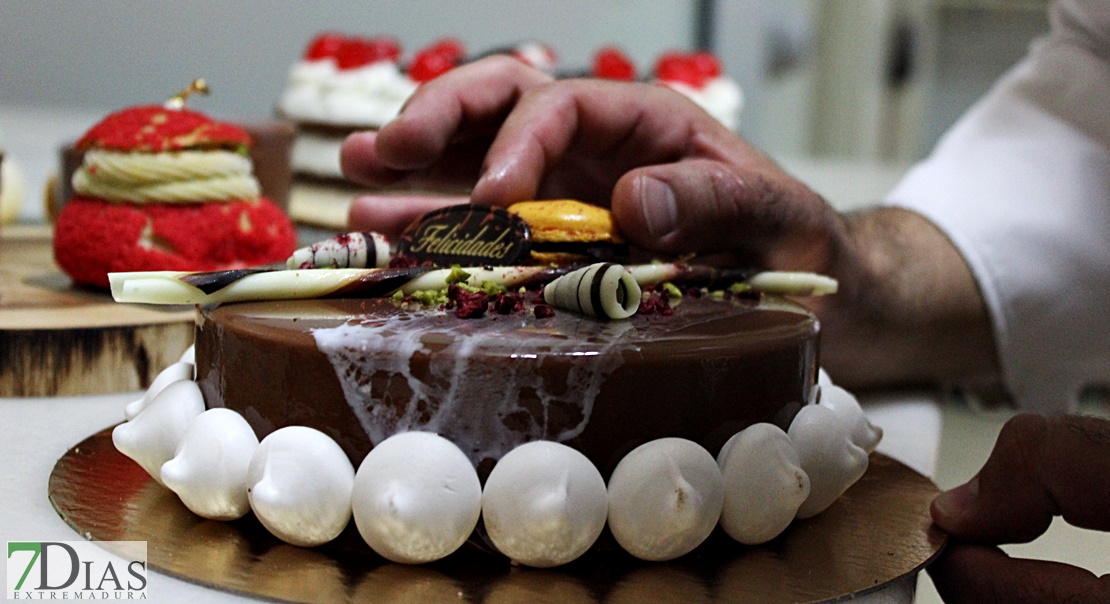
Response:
[[653, 50, 744, 131], [592, 47, 637, 81], [53, 83, 296, 288]]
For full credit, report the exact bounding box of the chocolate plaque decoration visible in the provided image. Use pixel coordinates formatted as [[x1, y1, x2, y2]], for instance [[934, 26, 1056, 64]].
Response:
[[396, 205, 531, 267]]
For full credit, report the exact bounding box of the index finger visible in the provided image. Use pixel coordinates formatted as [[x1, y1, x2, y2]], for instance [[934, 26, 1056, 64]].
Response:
[[931, 413, 1110, 543], [373, 55, 554, 172], [471, 78, 730, 206]]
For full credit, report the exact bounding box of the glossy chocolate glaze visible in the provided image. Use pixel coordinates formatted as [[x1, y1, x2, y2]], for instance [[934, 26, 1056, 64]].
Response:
[[196, 295, 818, 478]]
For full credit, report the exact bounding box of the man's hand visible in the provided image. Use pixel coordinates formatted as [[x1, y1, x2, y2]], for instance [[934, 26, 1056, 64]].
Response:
[[928, 413, 1110, 603], [339, 55, 999, 389], [340, 55, 841, 273]]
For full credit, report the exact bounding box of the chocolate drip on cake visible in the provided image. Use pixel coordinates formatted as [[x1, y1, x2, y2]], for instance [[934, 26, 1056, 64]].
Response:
[[196, 295, 818, 479]]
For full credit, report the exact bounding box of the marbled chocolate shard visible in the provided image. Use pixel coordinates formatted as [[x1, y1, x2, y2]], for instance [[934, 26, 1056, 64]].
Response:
[[181, 268, 269, 294], [327, 266, 435, 298]]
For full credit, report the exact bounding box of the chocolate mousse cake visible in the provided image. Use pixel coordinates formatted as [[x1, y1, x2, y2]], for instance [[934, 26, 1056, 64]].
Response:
[[278, 34, 465, 230], [109, 203, 869, 564], [195, 293, 818, 478]]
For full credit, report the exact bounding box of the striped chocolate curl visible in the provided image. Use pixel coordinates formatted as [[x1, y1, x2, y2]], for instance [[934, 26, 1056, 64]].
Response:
[[108, 263, 836, 306], [543, 263, 642, 320], [286, 232, 390, 270]]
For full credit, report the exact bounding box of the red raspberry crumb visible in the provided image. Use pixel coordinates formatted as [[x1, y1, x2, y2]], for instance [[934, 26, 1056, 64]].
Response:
[[446, 285, 489, 319], [533, 304, 556, 319], [491, 292, 525, 315], [637, 291, 674, 316]]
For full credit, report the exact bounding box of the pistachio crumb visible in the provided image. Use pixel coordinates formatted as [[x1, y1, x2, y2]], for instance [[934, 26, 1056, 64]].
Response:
[[445, 265, 472, 285], [661, 282, 683, 299]]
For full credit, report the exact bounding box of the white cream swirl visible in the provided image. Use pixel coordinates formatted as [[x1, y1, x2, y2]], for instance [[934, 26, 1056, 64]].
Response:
[[280, 60, 417, 127], [72, 149, 260, 204]]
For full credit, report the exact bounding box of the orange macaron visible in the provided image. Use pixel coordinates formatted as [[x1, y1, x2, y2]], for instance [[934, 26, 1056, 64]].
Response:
[[508, 199, 627, 265]]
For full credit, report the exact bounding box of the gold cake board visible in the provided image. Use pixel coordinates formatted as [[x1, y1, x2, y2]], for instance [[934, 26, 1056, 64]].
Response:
[[49, 428, 946, 603]]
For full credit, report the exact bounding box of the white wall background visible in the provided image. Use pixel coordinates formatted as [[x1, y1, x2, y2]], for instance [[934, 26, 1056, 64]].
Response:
[[0, 0, 697, 120], [0, 0, 1050, 221]]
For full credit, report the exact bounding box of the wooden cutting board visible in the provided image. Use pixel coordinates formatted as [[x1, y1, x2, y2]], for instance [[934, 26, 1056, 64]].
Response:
[[0, 224, 194, 397]]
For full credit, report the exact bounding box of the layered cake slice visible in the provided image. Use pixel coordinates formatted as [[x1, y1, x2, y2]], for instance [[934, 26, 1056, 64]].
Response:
[[279, 34, 465, 230]]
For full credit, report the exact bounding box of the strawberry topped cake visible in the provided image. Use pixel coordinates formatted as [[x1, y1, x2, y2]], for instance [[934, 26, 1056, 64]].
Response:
[[279, 34, 467, 230], [653, 51, 744, 131], [277, 34, 744, 230], [53, 85, 296, 288], [590, 47, 743, 131]]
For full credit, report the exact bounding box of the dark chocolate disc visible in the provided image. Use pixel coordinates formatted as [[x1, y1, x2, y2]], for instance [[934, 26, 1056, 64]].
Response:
[[397, 205, 531, 267]]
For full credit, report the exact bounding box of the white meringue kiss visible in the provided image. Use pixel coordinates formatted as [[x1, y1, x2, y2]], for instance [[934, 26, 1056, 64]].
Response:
[[178, 344, 196, 366], [113, 379, 205, 486], [607, 438, 723, 561], [820, 384, 883, 454], [160, 408, 259, 521], [482, 441, 608, 568], [789, 404, 870, 519], [817, 368, 834, 388], [247, 426, 354, 547], [717, 423, 810, 545], [352, 432, 481, 564], [124, 361, 194, 420], [809, 367, 834, 405]]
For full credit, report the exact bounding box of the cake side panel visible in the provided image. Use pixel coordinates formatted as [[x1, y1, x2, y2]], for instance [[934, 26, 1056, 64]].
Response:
[[195, 299, 819, 476], [576, 327, 818, 478], [195, 306, 373, 462]]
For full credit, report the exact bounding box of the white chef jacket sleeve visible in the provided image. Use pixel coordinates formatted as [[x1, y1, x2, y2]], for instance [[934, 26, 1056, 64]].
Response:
[[883, 0, 1110, 412]]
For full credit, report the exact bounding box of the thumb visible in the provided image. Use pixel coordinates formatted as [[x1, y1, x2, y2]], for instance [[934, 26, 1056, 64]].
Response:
[[610, 159, 836, 270]]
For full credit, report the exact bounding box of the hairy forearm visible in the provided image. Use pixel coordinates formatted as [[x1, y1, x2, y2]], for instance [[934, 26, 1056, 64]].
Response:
[[816, 207, 1001, 390]]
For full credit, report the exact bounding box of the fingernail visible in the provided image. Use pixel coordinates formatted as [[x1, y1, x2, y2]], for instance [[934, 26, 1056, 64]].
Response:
[[637, 176, 678, 239], [932, 475, 979, 525], [474, 161, 509, 195]]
